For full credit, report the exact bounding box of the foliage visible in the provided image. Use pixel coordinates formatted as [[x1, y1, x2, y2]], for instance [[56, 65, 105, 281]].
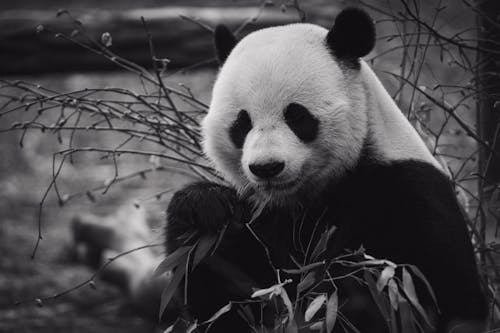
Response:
[[155, 226, 438, 332]]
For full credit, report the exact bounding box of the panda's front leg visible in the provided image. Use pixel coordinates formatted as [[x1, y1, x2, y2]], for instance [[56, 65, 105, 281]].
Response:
[[165, 182, 243, 252], [165, 182, 273, 331]]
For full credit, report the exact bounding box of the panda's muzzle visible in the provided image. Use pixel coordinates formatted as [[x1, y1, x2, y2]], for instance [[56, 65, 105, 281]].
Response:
[[249, 161, 285, 179]]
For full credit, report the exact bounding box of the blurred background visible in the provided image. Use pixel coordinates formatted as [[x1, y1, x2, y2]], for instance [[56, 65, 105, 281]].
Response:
[[1, 1, 498, 332]]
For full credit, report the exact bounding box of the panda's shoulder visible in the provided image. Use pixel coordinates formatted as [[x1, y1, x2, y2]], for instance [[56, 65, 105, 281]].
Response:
[[352, 159, 460, 215], [368, 160, 450, 189]]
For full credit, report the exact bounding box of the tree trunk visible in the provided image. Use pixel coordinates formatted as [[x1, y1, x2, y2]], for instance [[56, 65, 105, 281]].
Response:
[[477, 0, 500, 241]]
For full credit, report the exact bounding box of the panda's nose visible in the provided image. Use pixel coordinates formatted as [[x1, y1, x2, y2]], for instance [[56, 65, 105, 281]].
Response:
[[249, 161, 285, 179]]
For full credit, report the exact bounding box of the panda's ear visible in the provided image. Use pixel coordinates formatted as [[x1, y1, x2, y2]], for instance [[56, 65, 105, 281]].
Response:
[[214, 25, 237, 64], [326, 8, 375, 63]]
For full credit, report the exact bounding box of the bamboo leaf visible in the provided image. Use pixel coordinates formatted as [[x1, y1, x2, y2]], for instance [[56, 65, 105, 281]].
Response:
[[251, 285, 279, 299], [185, 322, 198, 333], [192, 235, 216, 269], [310, 226, 336, 260], [326, 291, 338, 333], [280, 287, 295, 325], [159, 264, 186, 320], [285, 321, 298, 333], [399, 298, 418, 333], [389, 303, 398, 333], [248, 197, 269, 224], [162, 318, 189, 333], [237, 305, 255, 327], [205, 303, 232, 324], [309, 321, 324, 330], [305, 294, 327, 322], [376, 266, 395, 292], [251, 280, 290, 299], [402, 268, 434, 328], [282, 261, 325, 275], [352, 259, 397, 268], [387, 278, 399, 311], [407, 264, 439, 312], [153, 246, 190, 277], [364, 270, 391, 327], [297, 271, 316, 294]]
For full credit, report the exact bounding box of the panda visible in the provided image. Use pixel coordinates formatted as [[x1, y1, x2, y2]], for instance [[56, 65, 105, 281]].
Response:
[[165, 7, 487, 333]]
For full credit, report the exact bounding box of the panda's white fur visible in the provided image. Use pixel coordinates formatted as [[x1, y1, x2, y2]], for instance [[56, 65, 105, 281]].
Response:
[[358, 61, 440, 168], [203, 23, 442, 199]]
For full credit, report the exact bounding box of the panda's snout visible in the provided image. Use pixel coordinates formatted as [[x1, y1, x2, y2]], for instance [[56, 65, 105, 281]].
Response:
[[249, 161, 285, 179]]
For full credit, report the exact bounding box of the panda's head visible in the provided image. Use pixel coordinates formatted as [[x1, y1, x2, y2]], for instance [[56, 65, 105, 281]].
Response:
[[203, 8, 376, 202]]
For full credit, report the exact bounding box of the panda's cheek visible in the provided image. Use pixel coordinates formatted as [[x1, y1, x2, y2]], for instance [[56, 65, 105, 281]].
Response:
[[301, 149, 317, 175], [280, 143, 310, 178], [294, 143, 325, 175]]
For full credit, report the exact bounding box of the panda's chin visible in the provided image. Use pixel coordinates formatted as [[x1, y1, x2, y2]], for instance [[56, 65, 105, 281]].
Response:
[[265, 180, 298, 192], [254, 178, 302, 200]]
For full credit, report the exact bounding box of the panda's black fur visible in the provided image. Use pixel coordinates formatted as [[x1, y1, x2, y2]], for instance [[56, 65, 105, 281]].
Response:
[[165, 8, 487, 333]]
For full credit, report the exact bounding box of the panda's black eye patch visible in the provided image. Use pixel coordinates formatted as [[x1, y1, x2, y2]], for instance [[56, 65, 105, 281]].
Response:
[[284, 103, 319, 142], [229, 110, 252, 148]]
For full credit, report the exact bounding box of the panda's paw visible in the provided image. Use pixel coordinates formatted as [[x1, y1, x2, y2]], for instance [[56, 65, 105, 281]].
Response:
[[166, 182, 244, 248]]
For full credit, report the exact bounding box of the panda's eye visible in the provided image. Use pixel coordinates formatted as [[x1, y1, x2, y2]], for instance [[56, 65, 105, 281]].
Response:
[[229, 110, 252, 148], [284, 103, 308, 123], [284, 103, 319, 143]]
